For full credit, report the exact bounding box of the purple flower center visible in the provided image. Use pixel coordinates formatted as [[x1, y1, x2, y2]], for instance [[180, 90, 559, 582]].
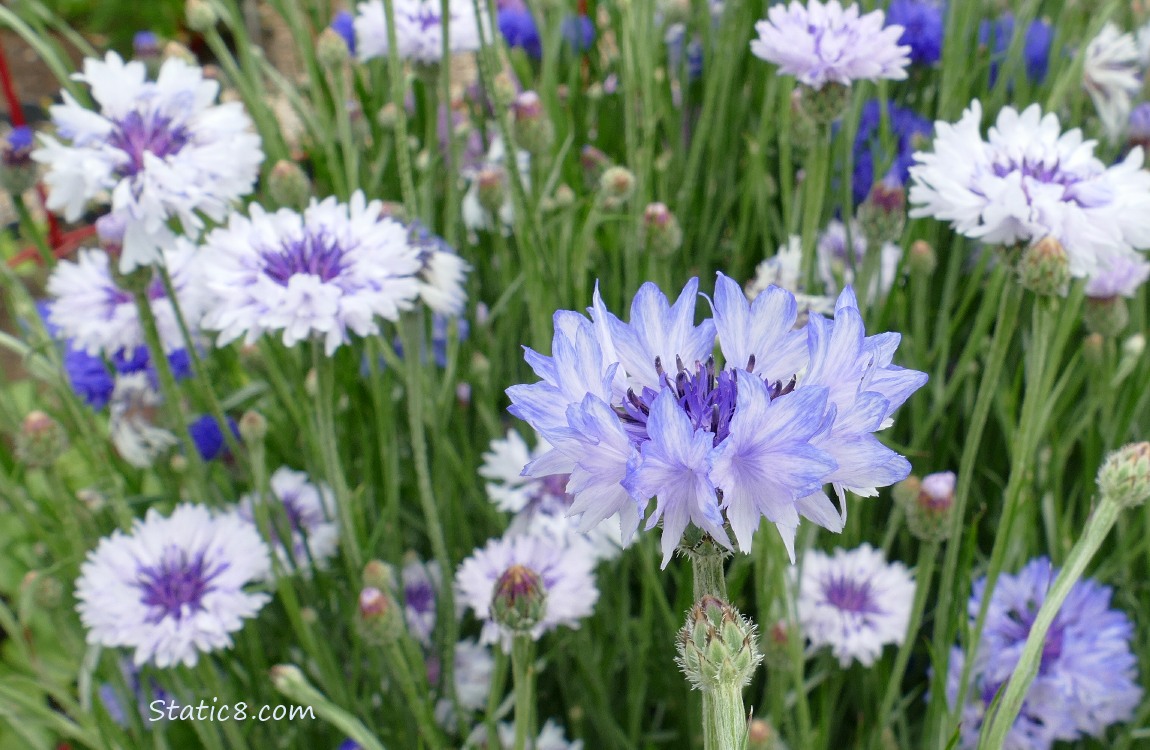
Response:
[[108, 111, 192, 177], [261, 231, 348, 286], [4, 126, 34, 165], [137, 547, 227, 623], [406, 7, 443, 30], [405, 578, 436, 615], [990, 157, 1109, 208], [824, 575, 881, 615], [619, 357, 795, 448]]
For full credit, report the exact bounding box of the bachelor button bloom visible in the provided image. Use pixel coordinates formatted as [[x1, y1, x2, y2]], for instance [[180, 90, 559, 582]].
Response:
[[496, 719, 584, 749], [851, 99, 932, 206], [455, 534, 599, 645], [746, 237, 836, 320], [407, 220, 470, 317], [884, 0, 943, 66], [908, 100, 1150, 279], [236, 467, 339, 576], [188, 414, 239, 461], [199, 192, 423, 355], [32, 53, 262, 272], [75, 504, 271, 668], [978, 15, 1053, 85], [353, 0, 487, 64], [480, 429, 624, 560], [108, 373, 178, 468], [402, 556, 441, 646], [331, 11, 357, 56], [462, 136, 530, 237], [796, 544, 915, 667], [946, 558, 1142, 749], [46, 241, 204, 358], [750, 1, 910, 90], [816, 219, 902, 303], [1085, 248, 1150, 301], [1081, 22, 1142, 143], [506, 275, 925, 566], [498, 5, 542, 59]]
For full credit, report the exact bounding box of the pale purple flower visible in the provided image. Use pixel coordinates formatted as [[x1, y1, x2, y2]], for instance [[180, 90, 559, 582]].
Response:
[[32, 53, 262, 272], [353, 0, 488, 63], [946, 558, 1142, 749], [199, 192, 423, 355], [236, 467, 339, 577], [402, 557, 441, 646], [796, 544, 915, 667], [1085, 248, 1150, 300], [75, 504, 271, 668], [750, 1, 910, 90], [909, 100, 1150, 278], [455, 534, 599, 645], [1082, 23, 1142, 143]]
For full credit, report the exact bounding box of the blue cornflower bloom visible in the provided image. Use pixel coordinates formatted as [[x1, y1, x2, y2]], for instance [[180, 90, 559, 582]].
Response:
[[978, 14, 1053, 86], [188, 415, 240, 461], [850, 100, 932, 207], [498, 8, 541, 58], [331, 11, 357, 56], [885, 0, 944, 66], [946, 558, 1142, 749], [561, 16, 595, 53], [507, 275, 925, 566], [64, 348, 116, 410]]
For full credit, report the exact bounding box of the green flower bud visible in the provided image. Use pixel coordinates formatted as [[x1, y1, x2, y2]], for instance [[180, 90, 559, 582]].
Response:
[[1, 127, 38, 196], [491, 564, 547, 634], [163, 41, 198, 65], [15, 411, 68, 468], [748, 718, 788, 750], [512, 91, 554, 155], [238, 410, 268, 444], [185, 0, 219, 33], [643, 202, 683, 257], [759, 619, 793, 672], [799, 82, 851, 126], [1097, 442, 1150, 509], [907, 240, 937, 276], [1083, 332, 1106, 367], [268, 160, 311, 210], [857, 177, 907, 247], [1017, 236, 1070, 296], [356, 586, 405, 644], [316, 27, 350, 67], [362, 559, 397, 591], [896, 472, 956, 542], [1083, 297, 1129, 337], [476, 167, 507, 216], [599, 165, 636, 209], [676, 595, 763, 692]]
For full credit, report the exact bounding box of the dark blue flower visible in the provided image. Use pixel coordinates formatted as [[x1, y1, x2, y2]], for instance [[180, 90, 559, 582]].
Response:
[[978, 15, 1053, 86], [498, 8, 541, 59], [65, 347, 116, 410], [561, 16, 595, 53], [885, 1, 944, 66], [331, 11, 356, 56], [188, 415, 240, 462], [850, 100, 932, 207]]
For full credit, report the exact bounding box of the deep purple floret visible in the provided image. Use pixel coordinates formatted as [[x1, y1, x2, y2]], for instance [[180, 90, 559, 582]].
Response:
[[498, 8, 542, 59], [65, 347, 116, 409], [6, 125, 33, 153], [188, 414, 239, 461], [825, 575, 881, 615], [137, 548, 227, 623], [404, 577, 436, 615], [885, 0, 944, 66], [261, 232, 348, 285], [108, 112, 193, 177]]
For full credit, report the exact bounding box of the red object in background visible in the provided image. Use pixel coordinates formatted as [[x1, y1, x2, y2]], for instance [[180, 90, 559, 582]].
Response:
[[0, 33, 72, 262]]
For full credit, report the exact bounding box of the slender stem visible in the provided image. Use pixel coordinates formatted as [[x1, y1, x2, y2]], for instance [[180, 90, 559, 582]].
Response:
[[511, 635, 536, 750], [980, 497, 1123, 746], [12, 195, 55, 268], [381, 0, 418, 213], [382, 638, 448, 749], [798, 125, 831, 289], [690, 540, 729, 600], [311, 341, 363, 571]]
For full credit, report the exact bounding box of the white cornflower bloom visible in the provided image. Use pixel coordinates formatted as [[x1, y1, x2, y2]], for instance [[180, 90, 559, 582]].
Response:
[[746, 236, 836, 318], [32, 52, 262, 271], [461, 136, 530, 237], [236, 467, 339, 576], [353, 0, 488, 64], [75, 504, 271, 668], [909, 100, 1150, 278], [816, 219, 902, 303], [108, 373, 178, 468], [796, 544, 915, 667], [1081, 23, 1142, 143]]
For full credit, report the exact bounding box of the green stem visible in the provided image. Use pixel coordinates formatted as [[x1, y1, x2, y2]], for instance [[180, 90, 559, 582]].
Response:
[[689, 540, 729, 600], [381, 0, 418, 213], [798, 125, 831, 289], [980, 497, 1124, 746], [511, 635, 536, 750], [311, 342, 363, 571], [689, 542, 747, 750], [12, 194, 54, 268], [382, 638, 447, 749]]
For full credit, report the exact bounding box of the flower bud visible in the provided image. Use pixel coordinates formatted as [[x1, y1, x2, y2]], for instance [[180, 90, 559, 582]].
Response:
[[1124, 333, 1145, 360], [1097, 442, 1150, 509], [580, 145, 611, 186], [553, 184, 576, 208], [857, 175, 906, 246], [300, 606, 319, 625], [163, 41, 197, 65], [1083, 332, 1105, 367], [759, 620, 792, 672], [898, 471, 955, 542], [1017, 236, 1070, 296], [676, 595, 763, 691], [267, 159, 311, 210], [377, 103, 399, 130], [356, 586, 405, 644], [599, 165, 636, 209], [491, 564, 547, 634], [642, 202, 683, 257], [748, 718, 787, 750], [15, 411, 68, 468], [1, 126, 38, 196], [238, 410, 268, 444], [1083, 297, 1129, 338], [22, 571, 63, 609], [476, 167, 507, 216], [269, 664, 308, 693], [185, 0, 219, 33], [907, 240, 937, 276], [492, 72, 518, 109], [512, 91, 554, 155], [316, 27, 350, 67], [362, 559, 397, 591]]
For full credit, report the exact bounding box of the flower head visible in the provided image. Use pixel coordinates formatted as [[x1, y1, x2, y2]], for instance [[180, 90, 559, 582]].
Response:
[[32, 53, 262, 271], [1085, 248, 1150, 300], [354, 0, 488, 63], [850, 99, 932, 207], [909, 100, 1150, 278], [46, 242, 204, 358], [402, 556, 441, 646], [885, 0, 943, 66], [750, 0, 910, 90], [200, 192, 423, 355], [462, 136, 530, 237], [816, 219, 902, 302], [796, 544, 915, 667], [236, 467, 339, 576], [1082, 22, 1142, 143], [978, 15, 1053, 85], [946, 558, 1142, 748], [455, 534, 599, 645], [108, 373, 178, 468], [75, 504, 271, 668], [506, 276, 925, 566], [498, 7, 541, 58]]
